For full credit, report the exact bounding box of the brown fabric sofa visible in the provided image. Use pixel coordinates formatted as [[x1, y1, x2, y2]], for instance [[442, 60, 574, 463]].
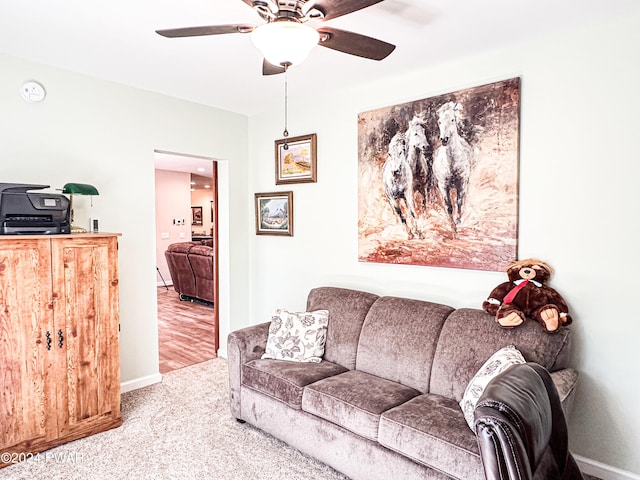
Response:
[[164, 240, 214, 304], [227, 287, 580, 480]]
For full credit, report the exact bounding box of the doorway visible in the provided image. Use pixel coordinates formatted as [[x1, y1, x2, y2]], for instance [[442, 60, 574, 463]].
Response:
[[154, 150, 219, 374]]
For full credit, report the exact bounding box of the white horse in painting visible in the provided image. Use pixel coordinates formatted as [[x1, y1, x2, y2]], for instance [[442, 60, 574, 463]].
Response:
[[382, 131, 422, 238], [433, 101, 473, 229]]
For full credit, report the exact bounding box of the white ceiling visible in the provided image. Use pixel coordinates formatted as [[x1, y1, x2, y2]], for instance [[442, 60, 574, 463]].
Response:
[[3, 0, 640, 118], [154, 150, 215, 176]]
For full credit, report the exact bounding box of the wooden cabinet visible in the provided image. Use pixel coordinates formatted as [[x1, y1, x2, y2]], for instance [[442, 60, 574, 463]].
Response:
[[0, 234, 121, 466]]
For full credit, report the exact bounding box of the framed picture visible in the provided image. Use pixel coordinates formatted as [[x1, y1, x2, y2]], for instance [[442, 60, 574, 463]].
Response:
[[358, 77, 521, 271], [255, 191, 293, 236], [275, 133, 317, 184], [191, 206, 203, 226]]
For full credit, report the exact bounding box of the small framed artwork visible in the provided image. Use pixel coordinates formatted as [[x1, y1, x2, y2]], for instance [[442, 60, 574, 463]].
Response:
[[191, 206, 203, 226], [255, 191, 294, 236], [275, 133, 317, 185]]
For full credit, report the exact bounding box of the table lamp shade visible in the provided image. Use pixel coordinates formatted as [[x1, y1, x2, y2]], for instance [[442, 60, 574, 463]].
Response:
[[62, 183, 99, 196]]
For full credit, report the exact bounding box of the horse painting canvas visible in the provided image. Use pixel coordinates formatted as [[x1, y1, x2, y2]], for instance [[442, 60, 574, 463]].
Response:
[[358, 78, 520, 271]]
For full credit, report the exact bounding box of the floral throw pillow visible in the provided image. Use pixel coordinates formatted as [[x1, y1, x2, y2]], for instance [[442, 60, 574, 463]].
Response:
[[459, 345, 526, 430], [261, 309, 330, 363]]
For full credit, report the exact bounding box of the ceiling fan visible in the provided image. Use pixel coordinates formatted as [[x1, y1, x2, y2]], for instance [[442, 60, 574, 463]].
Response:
[[156, 0, 396, 75]]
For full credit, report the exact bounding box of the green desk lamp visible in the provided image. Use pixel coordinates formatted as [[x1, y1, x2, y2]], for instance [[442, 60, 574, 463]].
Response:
[[62, 183, 99, 233]]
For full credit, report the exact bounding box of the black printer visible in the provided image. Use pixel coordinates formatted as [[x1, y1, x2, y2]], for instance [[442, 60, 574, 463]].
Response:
[[0, 183, 71, 234]]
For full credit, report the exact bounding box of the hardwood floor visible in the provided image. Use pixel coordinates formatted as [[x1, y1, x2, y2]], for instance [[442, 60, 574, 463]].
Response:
[[157, 286, 217, 374]]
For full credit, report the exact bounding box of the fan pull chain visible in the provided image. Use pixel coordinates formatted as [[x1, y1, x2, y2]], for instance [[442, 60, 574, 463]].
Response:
[[283, 64, 289, 150]]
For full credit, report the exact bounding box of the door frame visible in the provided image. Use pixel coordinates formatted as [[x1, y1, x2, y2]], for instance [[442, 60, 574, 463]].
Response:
[[153, 150, 220, 358]]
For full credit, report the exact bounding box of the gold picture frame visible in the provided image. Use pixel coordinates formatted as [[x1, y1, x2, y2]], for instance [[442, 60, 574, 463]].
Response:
[[275, 133, 317, 184], [255, 191, 294, 236]]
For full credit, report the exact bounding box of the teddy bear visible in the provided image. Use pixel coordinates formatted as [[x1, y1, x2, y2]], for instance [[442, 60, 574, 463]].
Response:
[[482, 258, 572, 333]]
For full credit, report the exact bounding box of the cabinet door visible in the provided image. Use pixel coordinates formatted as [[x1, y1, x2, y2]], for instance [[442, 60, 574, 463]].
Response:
[[51, 236, 121, 437], [0, 239, 57, 452]]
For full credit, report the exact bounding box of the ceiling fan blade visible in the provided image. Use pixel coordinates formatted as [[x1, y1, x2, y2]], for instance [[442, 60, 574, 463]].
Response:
[[156, 24, 254, 38], [314, 0, 385, 20], [317, 27, 395, 60], [262, 59, 287, 76]]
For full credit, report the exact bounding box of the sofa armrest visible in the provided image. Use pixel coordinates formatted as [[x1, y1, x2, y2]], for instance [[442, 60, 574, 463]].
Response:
[[550, 368, 579, 420], [227, 322, 270, 419]]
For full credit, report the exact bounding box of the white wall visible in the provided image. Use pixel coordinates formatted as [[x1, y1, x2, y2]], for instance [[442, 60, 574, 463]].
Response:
[[0, 52, 250, 388], [247, 13, 640, 477], [155, 169, 192, 283]]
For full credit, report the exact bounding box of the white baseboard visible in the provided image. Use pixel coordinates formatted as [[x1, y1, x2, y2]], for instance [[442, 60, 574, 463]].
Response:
[[120, 372, 162, 393], [576, 454, 640, 480]]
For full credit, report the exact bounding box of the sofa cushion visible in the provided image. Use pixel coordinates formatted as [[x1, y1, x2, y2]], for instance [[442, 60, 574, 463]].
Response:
[[429, 308, 571, 401], [379, 393, 484, 480], [306, 287, 380, 370], [243, 359, 348, 409], [356, 296, 454, 391], [262, 309, 329, 363], [301, 370, 420, 441]]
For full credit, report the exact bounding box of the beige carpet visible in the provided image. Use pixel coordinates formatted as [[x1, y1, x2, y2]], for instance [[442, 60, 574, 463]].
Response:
[[1, 358, 348, 480]]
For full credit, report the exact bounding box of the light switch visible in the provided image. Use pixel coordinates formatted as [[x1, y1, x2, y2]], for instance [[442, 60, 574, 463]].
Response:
[[179, 232, 186, 239], [161, 232, 170, 239]]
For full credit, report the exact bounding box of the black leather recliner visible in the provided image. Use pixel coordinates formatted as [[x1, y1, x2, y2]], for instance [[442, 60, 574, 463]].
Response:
[[474, 363, 584, 480]]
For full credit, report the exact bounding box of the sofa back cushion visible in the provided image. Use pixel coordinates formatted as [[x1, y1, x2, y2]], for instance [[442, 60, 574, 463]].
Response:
[[429, 308, 571, 401], [356, 296, 455, 392], [306, 287, 379, 370]]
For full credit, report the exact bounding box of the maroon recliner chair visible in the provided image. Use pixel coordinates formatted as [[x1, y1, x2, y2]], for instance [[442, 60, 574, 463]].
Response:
[[164, 241, 214, 304], [187, 244, 214, 304], [165, 242, 197, 300]]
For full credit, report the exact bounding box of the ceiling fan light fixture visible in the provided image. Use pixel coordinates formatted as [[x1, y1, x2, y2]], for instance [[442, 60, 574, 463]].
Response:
[[251, 21, 319, 67]]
